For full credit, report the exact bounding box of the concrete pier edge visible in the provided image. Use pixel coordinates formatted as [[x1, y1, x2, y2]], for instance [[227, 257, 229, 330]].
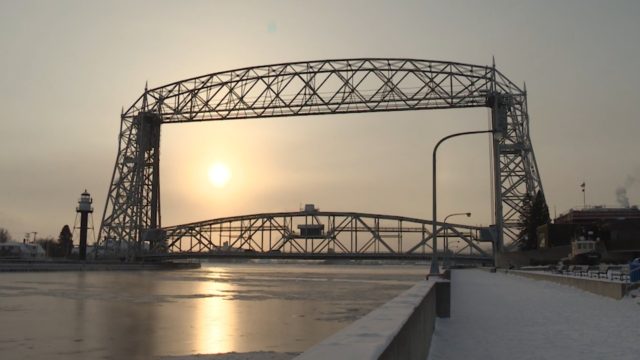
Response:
[[294, 274, 450, 360]]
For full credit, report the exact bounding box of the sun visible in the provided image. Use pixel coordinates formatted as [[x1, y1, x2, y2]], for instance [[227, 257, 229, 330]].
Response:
[[208, 163, 231, 188]]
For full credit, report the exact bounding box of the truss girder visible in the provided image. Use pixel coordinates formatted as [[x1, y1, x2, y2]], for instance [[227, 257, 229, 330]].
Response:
[[150, 60, 495, 121], [158, 211, 490, 258], [98, 58, 544, 253]]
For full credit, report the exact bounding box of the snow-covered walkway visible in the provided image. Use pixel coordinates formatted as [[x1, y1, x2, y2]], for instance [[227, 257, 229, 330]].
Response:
[[428, 269, 640, 360]]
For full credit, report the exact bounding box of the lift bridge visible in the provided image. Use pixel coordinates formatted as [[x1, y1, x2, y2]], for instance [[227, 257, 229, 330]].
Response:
[[97, 58, 544, 259], [147, 208, 494, 262]]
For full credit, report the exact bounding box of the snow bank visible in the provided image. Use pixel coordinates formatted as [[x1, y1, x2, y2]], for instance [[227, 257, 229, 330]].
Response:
[[429, 269, 640, 360]]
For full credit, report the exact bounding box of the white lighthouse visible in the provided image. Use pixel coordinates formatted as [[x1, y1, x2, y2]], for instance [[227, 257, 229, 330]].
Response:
[[76, 190, 93, 260]]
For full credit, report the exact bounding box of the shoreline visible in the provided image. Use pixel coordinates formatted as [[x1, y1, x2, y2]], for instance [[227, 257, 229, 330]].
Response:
[[0, 259, 200, 272]]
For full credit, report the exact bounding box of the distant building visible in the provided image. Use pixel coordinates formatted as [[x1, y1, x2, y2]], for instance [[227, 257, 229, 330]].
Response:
[[0, 242, 46, 259], [554, 206, 640, 224], [537, 223, 574, 248], [537, 206, 640, 259], [601, 219, 640, 252]]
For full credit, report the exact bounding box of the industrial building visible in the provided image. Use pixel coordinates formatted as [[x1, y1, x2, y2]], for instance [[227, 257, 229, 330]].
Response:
[[537, 206, 640, 262], [554, 206, 640, 225]]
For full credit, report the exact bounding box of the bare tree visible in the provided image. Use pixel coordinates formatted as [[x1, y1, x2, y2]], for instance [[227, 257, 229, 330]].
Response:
[[36, 236, 58, 257], [0, 227, 11, 243]]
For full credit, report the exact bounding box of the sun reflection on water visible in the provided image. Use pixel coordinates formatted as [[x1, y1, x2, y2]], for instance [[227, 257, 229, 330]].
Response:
[[193, 269, 236, 354]]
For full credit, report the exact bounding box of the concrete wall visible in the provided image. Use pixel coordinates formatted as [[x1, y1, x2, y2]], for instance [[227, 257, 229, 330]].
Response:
[[496, 246, 571, 267], [510, 270, 629, 299], [294, 278, 450, 360]]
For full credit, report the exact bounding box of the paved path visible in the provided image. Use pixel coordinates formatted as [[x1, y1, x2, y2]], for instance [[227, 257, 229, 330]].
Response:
[[428, 269, 640, 360]]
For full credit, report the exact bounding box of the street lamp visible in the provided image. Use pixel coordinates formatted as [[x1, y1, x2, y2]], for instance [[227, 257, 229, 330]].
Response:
[[443, 212, 471, 267], [430, 129, 501, 276], [444, 212, 471, 223]]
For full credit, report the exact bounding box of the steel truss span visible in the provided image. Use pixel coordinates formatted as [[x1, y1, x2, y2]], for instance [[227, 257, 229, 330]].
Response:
[[98, 58, 544, 253], [160, 211, 492, 259]]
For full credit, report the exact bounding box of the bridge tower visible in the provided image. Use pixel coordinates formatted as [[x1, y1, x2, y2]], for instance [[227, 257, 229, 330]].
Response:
[[488, 87, 543, 250]]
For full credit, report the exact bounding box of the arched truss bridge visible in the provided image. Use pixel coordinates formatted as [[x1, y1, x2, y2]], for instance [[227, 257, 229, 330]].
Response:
[[98, 58, 544, 254], [157, 210, 493, 260]]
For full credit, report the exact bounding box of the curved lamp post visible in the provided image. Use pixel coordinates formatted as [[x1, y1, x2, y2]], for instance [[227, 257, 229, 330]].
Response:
[[429, 129, 501, 276]]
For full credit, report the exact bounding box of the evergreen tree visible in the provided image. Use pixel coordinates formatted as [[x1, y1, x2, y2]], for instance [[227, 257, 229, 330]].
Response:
[[58, 225, 73, 257], [518, 190, 550, 250]]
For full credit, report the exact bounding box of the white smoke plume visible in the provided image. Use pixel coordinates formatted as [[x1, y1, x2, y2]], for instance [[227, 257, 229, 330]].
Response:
[[616, 187, 630, 208], [616, 175, 636, 208]]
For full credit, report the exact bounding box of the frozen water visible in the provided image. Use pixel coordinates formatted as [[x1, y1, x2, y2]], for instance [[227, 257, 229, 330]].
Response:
[[160, 351, 299, 360], [0, 261, 426, 359]]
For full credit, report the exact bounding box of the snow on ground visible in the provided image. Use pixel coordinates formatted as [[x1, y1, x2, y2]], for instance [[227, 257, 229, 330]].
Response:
[[159, 351, 299, 360], [428, 269, 640, 360]]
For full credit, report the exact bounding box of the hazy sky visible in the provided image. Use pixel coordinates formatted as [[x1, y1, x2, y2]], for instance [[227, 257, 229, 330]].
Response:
[[1, 0, 639, 241]]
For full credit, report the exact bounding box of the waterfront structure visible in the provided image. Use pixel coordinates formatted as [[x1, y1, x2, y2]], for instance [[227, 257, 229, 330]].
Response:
[[555, 206, 640, 224], [156, 210, 492, 261], [536, 206, 640, 263], [76, 190, 93, 260], [0, 242, 45, 259], [97, 59, 544, 256]]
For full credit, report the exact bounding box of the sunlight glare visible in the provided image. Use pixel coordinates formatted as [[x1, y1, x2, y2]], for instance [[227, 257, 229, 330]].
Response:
[[208, 163, 231, 188]]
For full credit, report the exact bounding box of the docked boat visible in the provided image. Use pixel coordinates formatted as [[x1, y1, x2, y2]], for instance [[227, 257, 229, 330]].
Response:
[[566, 230, 601, 265]]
